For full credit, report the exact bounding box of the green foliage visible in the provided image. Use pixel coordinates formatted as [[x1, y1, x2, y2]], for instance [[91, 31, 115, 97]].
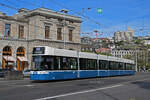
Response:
[[146, 44, 150, 48], [135, 39, 142, 44], [97, 52, 112, 56], [123, 54, 132, 60], [82, 50, 93, 53], [115, 41, 124, 46], [146, 63, 150, 69]]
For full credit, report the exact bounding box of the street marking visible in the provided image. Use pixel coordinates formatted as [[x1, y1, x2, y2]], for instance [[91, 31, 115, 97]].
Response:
[[35, 78, 150, 100], [24, 85, 35, 87], [122, 78, 150, 85], [35, 84, 123, 100], [130, 98, 135, 100]]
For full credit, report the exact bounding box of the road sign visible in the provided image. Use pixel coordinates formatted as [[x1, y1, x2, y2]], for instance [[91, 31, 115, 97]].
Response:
[[97, 8, 102, 14]]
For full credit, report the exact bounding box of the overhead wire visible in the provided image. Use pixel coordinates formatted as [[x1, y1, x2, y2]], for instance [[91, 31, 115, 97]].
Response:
[[0, 2, 83, 36], [1, 0, 109, 38]]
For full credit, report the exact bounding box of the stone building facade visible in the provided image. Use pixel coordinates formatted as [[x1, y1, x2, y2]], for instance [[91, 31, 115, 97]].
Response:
[[0, 8, 81, 70]]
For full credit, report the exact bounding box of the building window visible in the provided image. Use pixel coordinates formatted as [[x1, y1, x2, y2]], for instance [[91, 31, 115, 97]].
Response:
[[5, 24, 11, 37], [19, 25, 24, 38], [69, 21, 73, 24], [57, 28, 62, 40], [16, 47, 25, 57], [45, 26, 50, 39], [69, 29, 73, 41], [2, 46, 12, 56]]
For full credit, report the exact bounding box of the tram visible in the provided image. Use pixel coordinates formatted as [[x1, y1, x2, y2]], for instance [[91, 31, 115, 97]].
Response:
[[30, 46, 135, 80]]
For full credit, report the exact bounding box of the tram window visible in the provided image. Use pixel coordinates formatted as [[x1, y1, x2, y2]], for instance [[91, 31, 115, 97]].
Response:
[[40, 56, 55, 70], [109, 61, 119, 70], [33, 56, 44, 70], [109, 61, 112, 70], [133, 64, 135, 70], [60, 57, 77, 70], [80, 58, 97, 70], [118, 63, 124, 70], [70, 58, 78, 70], [124, 63, 127, 70], [128, 64, 133, 70], [113, 62, 118, 70], [99, 60, 108, 70], [115, 62, 119, 70], [125, 63, 131, 70], [87, 59, 97, 70], [80, 58, 87, 70], [33, 56, 78, 70], [127, 64, 130, 70], [109, 61, 113, 70]]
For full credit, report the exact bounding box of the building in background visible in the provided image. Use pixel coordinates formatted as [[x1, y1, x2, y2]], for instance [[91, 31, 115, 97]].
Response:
[[81, 36, 93, 52], [111, 49, 135, 58], [114, 27, 134, 42], [0, 8, 81, 70], [81, 37, 112, 54]]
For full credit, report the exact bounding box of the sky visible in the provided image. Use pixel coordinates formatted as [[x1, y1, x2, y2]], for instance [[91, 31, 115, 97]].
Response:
[[0, 0, 150, 38]]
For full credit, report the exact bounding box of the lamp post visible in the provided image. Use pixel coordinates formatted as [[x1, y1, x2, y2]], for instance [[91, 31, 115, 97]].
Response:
[[93, 30, 99, 53], [94, 30, 99, 39], [134, 45, 138, 72], [6, 42, 11, 70], [60, 9, 68, 49], [0, 49, 2, 69]]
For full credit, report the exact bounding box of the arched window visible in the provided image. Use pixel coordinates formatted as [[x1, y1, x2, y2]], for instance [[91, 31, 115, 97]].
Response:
[[16, 47, 25, 57], [3, 46, 12, 56]]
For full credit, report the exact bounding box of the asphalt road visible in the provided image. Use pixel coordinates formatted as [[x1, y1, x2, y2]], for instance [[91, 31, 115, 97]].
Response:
[[0, 72, 150, 100]]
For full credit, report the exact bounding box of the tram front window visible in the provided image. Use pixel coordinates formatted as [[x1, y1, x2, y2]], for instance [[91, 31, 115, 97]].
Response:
[[33, 56, 55, 70], [33, 56, 43, 70]]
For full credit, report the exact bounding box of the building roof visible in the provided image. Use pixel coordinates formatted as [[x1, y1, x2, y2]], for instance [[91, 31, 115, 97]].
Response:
[[21, 8, 81, 22]]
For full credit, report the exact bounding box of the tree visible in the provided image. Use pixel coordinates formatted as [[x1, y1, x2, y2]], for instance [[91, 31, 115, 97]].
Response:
[[146, 63, 150, 70], [97, 52, 112, 56], [115, 41, 124, 46], [135, 39, 143, 44], [146, 44, 150, 48], [123, 54, 133, 60]]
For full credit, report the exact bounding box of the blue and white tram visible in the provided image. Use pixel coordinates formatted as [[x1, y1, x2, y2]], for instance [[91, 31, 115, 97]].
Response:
[[30, 46, 135, 80]]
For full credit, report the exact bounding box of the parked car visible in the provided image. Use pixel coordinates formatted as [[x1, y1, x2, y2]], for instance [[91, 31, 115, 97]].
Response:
[[23, 70, 32, 77]]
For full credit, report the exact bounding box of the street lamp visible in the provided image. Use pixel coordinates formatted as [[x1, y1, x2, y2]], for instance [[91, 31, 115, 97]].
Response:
[[93, 30, 100, 53], [60, 9, 68, 49], [94, 30, 99, 38], [6, 42, 11, 70]]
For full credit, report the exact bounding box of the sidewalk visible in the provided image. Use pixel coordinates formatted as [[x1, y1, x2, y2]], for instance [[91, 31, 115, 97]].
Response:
[[0, 77, 30, 81]]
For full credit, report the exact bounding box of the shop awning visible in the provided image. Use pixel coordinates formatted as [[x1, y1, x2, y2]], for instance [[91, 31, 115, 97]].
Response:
[[3, 56, 16, 62], [17, 57, 28, 62]]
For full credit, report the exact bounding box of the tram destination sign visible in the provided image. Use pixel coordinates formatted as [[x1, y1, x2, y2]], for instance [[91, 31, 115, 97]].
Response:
[[33, 47, 45, 54]]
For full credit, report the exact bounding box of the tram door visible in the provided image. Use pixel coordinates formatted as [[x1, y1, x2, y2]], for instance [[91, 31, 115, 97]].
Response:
[[16, 47, 28, 71]]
